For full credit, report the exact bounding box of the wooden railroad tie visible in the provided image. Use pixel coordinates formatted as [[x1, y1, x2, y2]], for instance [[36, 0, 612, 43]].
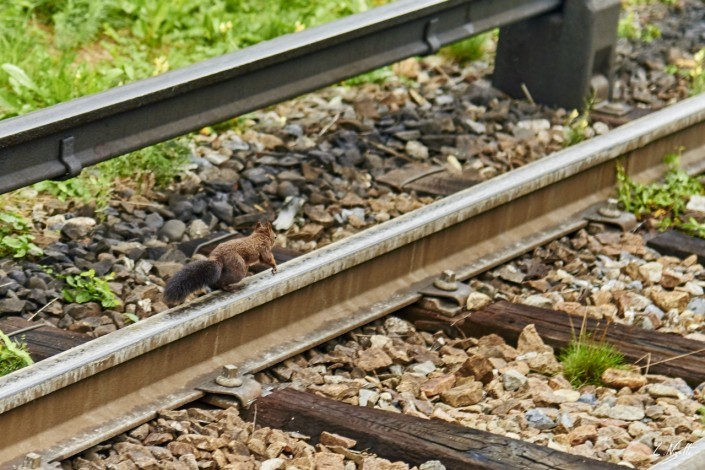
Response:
[[0, 316, 91, 362], [404, 300, 705, 386], [248, 387, 617, 470], [646, 229, 705, 265]]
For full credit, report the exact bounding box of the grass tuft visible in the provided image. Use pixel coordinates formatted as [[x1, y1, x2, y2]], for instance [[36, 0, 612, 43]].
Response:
[[559, 310, 624, 387], [559, 337, 625, 387]]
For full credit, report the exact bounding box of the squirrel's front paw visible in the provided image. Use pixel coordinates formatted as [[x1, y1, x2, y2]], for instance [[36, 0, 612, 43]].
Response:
[[271, 267, 278, 274]]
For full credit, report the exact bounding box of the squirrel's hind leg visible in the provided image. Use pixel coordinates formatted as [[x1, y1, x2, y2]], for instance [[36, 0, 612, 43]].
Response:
[[215, 262, 247, 290], [221, 283, 246, 293]]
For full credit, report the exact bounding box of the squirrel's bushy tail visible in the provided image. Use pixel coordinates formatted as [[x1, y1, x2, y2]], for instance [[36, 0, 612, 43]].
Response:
[[163, 260, 222, 306]]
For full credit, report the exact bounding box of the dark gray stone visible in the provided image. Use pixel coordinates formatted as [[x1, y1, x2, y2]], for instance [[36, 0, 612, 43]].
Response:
[[0, 297, 26, 314], [144, 212, 165, 230], [27, 276, 48, 290], [158, 220, 186, 242], [277, 181, 300, 198], [65, 302, 102, 320], [209, 200, 234, 224]]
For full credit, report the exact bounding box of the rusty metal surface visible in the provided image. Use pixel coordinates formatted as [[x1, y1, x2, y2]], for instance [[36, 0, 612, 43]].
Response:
[[1, 93, 705, 466]]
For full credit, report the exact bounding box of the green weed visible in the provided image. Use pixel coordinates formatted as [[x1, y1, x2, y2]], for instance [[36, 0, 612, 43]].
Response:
[[616, 152, 705, 237], [60, 269, 121, 308], [122, 312, 139, 324], [0, 330, 33, 377], [618, 11, 661, 43], [0, 212, 43, 258], [559, 308, 624, 387], [564, 102, 594, 147], [690, 48, 704, 95], [33, 170, 112, 212], [664, 48, 705, 97]]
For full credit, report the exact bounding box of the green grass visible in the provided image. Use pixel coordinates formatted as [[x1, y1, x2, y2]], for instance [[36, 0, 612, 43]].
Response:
[[617, 0, 680, 44], [0, 0, 387, 120], [559, 337, 625, 387], [559, 312, 624, 387], [439, 31, 496, 64], [342, 66, 396, 86], [99, 137, 191, 187], [0, 330, 33, 377], [31, 137, 190, 216]]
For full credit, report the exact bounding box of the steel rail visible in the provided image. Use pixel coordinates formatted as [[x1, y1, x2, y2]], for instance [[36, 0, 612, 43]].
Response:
[[0, 0, 560, 196], [1, 93, 705, 467]]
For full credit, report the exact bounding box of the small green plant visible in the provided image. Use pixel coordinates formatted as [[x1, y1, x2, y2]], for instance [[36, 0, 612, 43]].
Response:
[[690, 48, 704, 96], [663, 49, 705, 97], [0, 330, 33, 377], [618, 11, 661, 43], [0, 212, 42, 258], [440, 31, 495, 64], [697, 406, 705, 424], [564, 104, 593, 147], [560, 335, 625, 387], [60, 269, 121, 308], [616, 151, 705, 236], [342, 65, 396, 86], [122, 312, 140, 325]]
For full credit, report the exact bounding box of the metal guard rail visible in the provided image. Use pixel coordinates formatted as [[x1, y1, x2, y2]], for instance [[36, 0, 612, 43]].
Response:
[[0, 0, 563, 195]]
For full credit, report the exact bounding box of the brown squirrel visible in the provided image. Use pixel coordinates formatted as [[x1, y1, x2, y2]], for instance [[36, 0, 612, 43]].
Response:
[[163, 220, 278, 306]]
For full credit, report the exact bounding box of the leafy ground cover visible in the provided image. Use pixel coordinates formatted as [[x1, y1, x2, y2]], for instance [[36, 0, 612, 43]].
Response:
[[0, 0, 386, 119], [617, 153, 705, 237], [0, 330, 33, 377]]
